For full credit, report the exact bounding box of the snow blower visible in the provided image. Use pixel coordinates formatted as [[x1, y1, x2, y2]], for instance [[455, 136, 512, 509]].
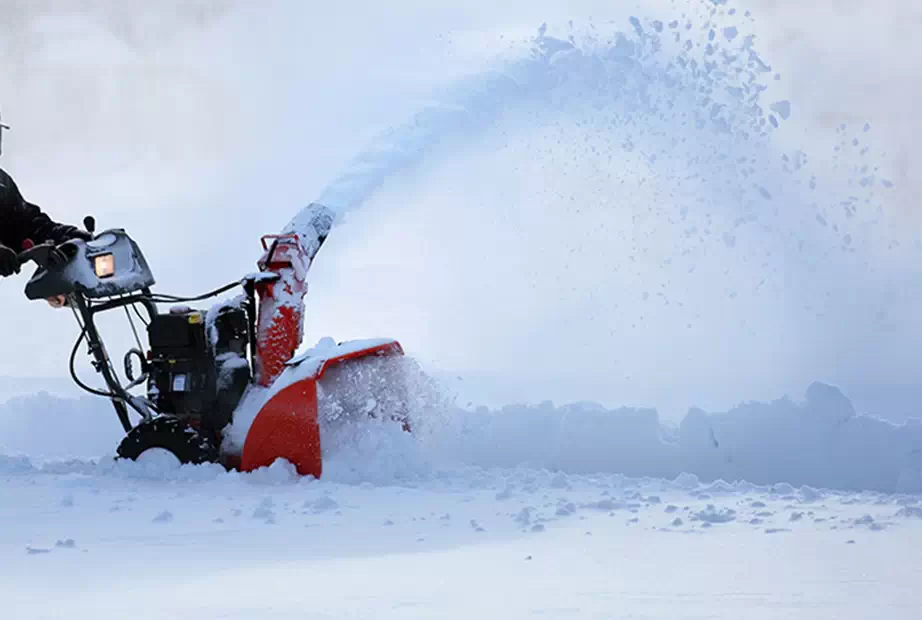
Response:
[[14, 203, 409, 477]]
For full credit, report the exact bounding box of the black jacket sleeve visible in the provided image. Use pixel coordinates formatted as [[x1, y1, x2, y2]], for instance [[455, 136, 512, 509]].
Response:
[[0, 167, 83, 249]]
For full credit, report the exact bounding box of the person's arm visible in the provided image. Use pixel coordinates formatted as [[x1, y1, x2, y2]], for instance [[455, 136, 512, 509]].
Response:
[[1, 170, 87, 246], [10, 198, 87, 245]]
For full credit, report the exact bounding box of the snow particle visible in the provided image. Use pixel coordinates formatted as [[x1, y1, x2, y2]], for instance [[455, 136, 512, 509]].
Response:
[[253, 498, 276, 521], [495, 485, 514, 501], [895, 506, 922, 519], [304, 496, 339, 514], [153, 510, 173, 523], [515, 507, 534, 527], [691, 505, 736, 524], [770, 100, 792, 120]]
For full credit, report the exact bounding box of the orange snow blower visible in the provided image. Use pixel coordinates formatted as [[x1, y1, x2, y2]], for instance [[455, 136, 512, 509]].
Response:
[[15, 204, 408, 477]]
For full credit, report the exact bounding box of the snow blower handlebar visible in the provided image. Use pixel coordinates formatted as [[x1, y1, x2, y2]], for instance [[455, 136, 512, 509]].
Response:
[[16, 239, 66, 271]]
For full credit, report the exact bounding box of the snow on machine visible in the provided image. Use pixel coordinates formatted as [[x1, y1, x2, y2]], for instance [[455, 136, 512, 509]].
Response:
[[15, 203, 410, 477]]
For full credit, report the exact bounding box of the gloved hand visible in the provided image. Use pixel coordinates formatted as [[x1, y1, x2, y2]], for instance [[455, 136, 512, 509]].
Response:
[[0, 244, 20, 277], [63, 227, 93, 242]]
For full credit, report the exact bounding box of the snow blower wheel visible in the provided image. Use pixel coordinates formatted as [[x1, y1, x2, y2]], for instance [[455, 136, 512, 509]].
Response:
[[116, 417, 220, 466]]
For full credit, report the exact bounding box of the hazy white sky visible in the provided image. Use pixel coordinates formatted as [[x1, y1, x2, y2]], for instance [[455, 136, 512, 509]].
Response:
[[0, 0, 919, 420]]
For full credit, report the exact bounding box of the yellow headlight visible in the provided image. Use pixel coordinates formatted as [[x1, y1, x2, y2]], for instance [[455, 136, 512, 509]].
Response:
[[94, 254, 115, 278]]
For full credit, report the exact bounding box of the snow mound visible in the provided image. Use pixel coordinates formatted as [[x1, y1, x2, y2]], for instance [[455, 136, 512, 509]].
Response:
[[430, 381, 922, 494], [0, 391, 123, 461], [3, 379, 921, 494]]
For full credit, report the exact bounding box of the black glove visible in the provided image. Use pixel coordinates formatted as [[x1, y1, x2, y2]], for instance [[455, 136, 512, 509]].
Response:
[[60, 227, 93, 242], [0, 244, 20, 277]]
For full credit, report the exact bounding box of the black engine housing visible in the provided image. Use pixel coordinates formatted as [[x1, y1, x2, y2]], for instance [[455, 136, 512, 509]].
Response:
[[146, 300, 251, 432]]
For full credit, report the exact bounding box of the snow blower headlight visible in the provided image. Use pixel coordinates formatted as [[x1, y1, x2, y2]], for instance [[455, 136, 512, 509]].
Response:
[[93, 253, 115, 278]]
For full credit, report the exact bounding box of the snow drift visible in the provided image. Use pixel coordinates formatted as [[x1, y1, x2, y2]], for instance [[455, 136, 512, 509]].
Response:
[[435, 382, 922, 494], [3, 379, 921, 494]]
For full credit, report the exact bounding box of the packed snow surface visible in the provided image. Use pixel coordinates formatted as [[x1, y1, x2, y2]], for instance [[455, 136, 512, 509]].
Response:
[[3, 450, 922, 619]]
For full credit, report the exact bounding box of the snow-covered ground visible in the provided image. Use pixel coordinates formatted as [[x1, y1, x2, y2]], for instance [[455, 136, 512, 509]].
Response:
[[4, 451, 922, 619]]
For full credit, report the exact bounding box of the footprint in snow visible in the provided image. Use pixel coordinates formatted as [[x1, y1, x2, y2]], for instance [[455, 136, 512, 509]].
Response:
[[153, 510, 173, 523]]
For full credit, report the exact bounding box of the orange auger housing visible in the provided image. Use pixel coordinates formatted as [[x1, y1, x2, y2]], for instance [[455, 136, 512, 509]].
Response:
[[236, 204, 405, 478]]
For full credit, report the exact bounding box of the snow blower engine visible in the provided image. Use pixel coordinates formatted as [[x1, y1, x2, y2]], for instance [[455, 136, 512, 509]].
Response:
[[14, 205, 409, 477]]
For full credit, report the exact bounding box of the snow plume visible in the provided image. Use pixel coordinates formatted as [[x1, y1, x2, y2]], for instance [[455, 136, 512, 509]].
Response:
[[317, 15, 806, 220], [306, 10, 919, 419]]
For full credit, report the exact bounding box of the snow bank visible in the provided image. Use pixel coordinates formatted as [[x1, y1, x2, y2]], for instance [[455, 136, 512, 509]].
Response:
[[430, 382, 922, 494], [3, 380, 921, 494], [0, 391, 123, 462]]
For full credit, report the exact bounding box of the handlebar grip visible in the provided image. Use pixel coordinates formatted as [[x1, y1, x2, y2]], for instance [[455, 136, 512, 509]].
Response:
[[16, 241, 55, 267], [16, 239, 35, 265]]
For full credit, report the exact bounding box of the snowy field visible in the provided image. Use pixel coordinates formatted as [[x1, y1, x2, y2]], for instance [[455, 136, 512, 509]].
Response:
[[2, 0, 922, 618], [4, 453, 922, 619], [3, 381, 922, 618]]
